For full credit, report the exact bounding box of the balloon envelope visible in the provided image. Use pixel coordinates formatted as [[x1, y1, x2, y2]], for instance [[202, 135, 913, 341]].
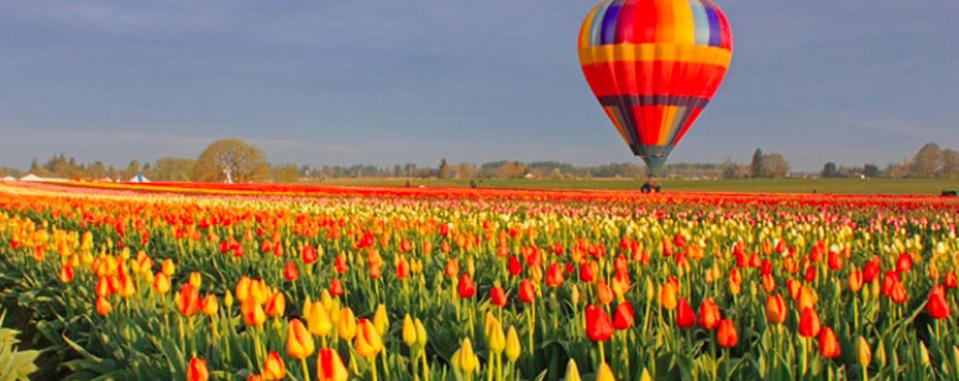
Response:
[[578, 0, 733, 174]]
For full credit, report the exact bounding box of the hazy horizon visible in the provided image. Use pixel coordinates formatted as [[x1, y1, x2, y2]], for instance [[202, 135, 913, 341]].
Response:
[[2, 1, 957, 171]]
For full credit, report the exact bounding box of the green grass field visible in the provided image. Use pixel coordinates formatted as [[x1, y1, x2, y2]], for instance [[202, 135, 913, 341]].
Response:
[[314, 177, 959, 195]]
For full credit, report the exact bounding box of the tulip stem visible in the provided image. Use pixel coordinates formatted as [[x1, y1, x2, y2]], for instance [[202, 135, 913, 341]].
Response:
[[598, 341, 606, 364], [301, 358, 311, 381]]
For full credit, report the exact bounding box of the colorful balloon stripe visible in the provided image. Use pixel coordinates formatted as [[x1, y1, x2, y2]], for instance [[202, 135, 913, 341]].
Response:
[[579, 0, 732, 174]]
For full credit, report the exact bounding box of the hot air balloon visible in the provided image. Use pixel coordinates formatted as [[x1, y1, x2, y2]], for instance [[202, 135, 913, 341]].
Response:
[[578, 0, 733, 183]]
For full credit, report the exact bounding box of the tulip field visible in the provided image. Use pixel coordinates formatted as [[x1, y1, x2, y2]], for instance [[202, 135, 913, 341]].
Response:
[[0, 181, 958, 381]]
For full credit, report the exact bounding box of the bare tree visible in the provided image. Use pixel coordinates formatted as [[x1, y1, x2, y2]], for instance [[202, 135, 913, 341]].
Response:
[[911, 142, 942, 178]]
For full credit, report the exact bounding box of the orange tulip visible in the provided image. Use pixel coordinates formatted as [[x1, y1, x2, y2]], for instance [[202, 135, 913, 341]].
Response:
[[848, 269, 863, 292], [176, 284, 202, 317], [596, 280, 614, 305], [818, 326, 841, 359], [265, 291, 286, 318], [698, 298, 721, 330], [262, 351, 286, 381], [60, 264, 74, 283], [660, 282, 678, 311], [765, 294, 787, 325], [716, 319, 738, 348], [317, 348, 349, 381], [96, 296, 112, 316], [187, 357, 209, 381], [153, 272, 171, 294], [287, 318, 315, 360], [242, 297, 266, 327], [798, 307, 821, 338], [796, 285, 817, 312]]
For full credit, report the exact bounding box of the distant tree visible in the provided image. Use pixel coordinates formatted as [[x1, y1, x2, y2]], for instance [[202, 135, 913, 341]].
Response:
[[0, 166, 20, 178], [454, 163, 477, 179], [821, 162, 840, 178], [152, 157, 195, 181], [496, 161, 528, 179], [438, 158, 452, 179], [750, 148, 764, 178], [864, 163, 882, 178], [941, 149, 959, 178], [911, 142, 942, 178], [193, 139, 270, 183], [762, 153, 790, 178], [88, 161, 107, 179], [271, 164, 301, 183], [126, 160, 142, 178]]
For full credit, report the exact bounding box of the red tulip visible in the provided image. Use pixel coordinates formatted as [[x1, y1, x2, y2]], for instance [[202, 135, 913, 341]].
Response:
[[698, 298, 721, 330], [818, 326, 841, 359], [863, 257, 881, 283], [458, 274, 476, 299], [329, 278, 344, 297], [799, 307, 821, 338], [302, 245, 318, 265], [284, 262, 299, 282], [585, 305, 614, 342], [490, 286, 508, 307], [546, 263, 564, 287], [944, 271, 957, 289], [716, 319, 738, 348], [396, 258, 410, 280], [926, 285, 951, 319], [334, 254, 348, 274], [518, 279, 536, 304], [508, 256, 523, 276], [579, 261, 596, 283], [613, 301, 635, 330], [676, 297, 697, 329], [896, 253, 912, 273]]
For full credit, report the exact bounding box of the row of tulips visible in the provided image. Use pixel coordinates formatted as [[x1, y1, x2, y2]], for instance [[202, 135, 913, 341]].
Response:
[[0, 183, 958, 380]]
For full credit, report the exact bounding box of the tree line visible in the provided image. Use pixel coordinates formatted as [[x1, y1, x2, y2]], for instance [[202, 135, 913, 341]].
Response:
[[1, 139, 955, 182]]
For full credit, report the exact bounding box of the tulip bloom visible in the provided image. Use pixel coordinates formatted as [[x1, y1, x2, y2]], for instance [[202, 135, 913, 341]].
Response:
[[945, 271, 957, 289], [595, 362, 616, 381], [798, 307, 821, 338], [848, 270, 864, 292], [518, 279, 536, 304], [660, 282, 678, 311], [613, 301, 635, 330], [765, 294, 787, 325], [585, 305, 614, 342], [201, 295, 218, 317], [698, 298, 721, 330], [96, 296, 112, 316], [458, 274, 476, 299], [265, 291, 286, 318], [355, 319, 384, 358], [60, 264, 74, 283], [287, 319, 315, 360], [546, 262, 564, 287], [338, 308, 357, 340], [187, 357, 209, 381], [926, 285, 951, 319], [328, 279, 344, 298], [676, 297, 697, 329], [596, 280, 614, 305], [818, 327, 841, 359], [153, 272, 171, 294], [316, 348, 349, 381], [716, 319, 738, 348], [490, 286, 508, 307], [176, 284, 202, 317], [302, 244, 318, 265], [283, 262, 298, 282], [242, 298, 266, 327], [262, 351, 286, 381], [505, 326, 521, 362]]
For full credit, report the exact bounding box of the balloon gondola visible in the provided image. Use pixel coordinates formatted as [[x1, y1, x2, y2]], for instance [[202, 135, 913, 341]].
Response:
[[578, 0, 734, 192]]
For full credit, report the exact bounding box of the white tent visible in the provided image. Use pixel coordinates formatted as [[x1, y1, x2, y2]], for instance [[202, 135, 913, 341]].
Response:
[[20, 174, 43, 182], [129, 173, 150, 183], [1, 176, 15, 182]]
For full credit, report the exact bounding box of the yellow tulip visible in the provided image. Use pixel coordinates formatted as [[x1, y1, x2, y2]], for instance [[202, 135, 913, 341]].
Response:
[[402, 314, 417, 347], [354, 319, 383, 358], [287, 319, 315, 360], [505, 326, 521, 362], [373, 304, 389, 336], [564, 359, 581, 381], [338, 308, 357, 341], [306, 301, 333, 338], [596, 362, 616, 381], [452, 338, 479, 374]]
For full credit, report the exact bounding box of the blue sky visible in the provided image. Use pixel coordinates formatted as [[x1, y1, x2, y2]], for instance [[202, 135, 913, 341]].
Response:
[[1, 1, 957, 171]]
